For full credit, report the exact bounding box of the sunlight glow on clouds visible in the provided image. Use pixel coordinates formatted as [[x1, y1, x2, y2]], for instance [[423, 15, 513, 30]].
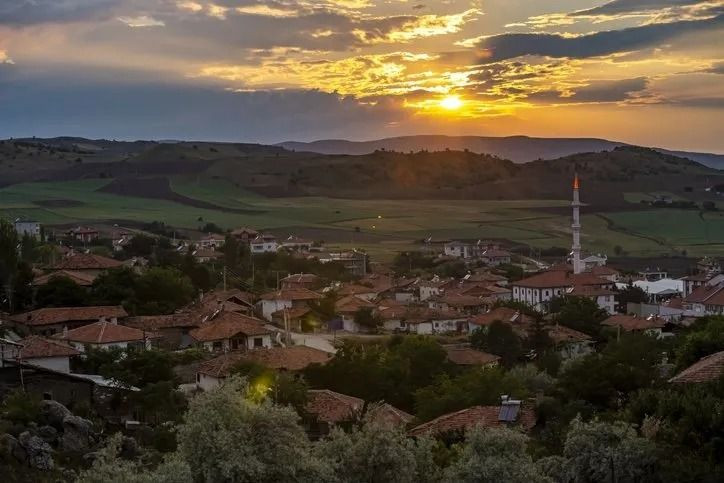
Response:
[[0, 0, 722, 150]]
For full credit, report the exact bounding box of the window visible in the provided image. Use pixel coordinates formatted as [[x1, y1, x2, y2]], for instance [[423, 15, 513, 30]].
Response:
[[43, 392, 52, 400], [254, 337, 264, 348]]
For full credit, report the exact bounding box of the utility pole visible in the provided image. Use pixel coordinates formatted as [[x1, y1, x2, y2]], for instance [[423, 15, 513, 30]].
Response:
[[223, 266, 227, 292]]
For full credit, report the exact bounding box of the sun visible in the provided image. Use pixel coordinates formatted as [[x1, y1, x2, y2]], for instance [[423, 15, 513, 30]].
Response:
[[439, 95, 463, 110]]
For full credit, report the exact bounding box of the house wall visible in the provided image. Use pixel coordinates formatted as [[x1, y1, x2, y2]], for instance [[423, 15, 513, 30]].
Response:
[[419, 286, 441, 301], [27, 356, 71, 373], [196, 373, 222, 391], [512, 285, 567, 312], [596, 295, 616, 314], [69, 340, 131, 353], [251, 242, 278, 253], [246, 334, 272, 350], [261, 299, 293, 320]]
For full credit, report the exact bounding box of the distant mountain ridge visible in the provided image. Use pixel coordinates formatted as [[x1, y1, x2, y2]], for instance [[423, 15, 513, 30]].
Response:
[[277, 135, 724, 168]]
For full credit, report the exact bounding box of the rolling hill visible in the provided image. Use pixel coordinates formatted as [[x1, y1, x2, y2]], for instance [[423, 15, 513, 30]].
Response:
[[278, 135, 724, 168]]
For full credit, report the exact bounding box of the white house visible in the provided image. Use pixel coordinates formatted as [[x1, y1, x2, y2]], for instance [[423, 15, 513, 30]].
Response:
[[54, 321, 156, 352], [682, 280, 724, 316], [444, 241, 478, 259], [480, 249, 512, 266], [258, 288, 323, 321], [16, 335, 80, 373], [511, 268, 615, 313], [14, 219, 41, 239], [189, 312, 272, 352], [250, 234, 279, 253], [197, 233, 226, 250]]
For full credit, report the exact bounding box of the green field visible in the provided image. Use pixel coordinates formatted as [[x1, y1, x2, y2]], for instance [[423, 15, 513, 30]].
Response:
[[2, 179, 724, 257]]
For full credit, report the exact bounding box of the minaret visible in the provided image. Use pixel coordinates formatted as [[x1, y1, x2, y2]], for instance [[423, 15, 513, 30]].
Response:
[[571, 173, 583, 274]]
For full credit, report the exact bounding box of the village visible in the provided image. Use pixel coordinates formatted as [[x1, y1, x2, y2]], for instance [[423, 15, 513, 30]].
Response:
[[1, 176, 722, 480]]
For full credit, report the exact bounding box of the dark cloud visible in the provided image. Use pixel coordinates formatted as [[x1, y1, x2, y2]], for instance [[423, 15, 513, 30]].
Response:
[[0, 0, 120, 25], [572, 0, 704, 16], [527, 77, 649, 104], [475, 14, 723, 62], [703, 61, 724, 74], [0, 72, 404, 142]]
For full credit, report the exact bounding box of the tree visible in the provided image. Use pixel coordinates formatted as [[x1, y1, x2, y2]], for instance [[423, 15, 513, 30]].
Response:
[[36, 275, 87, 307], [559, 333, 665, 410], [552, 296, 607, 337], [316, 420, 440, 483], [675, 316, 724, 368], [470, 321, 523, 367], [176, 376, 328, 482], [78, 434, 192, 483], [353, 307, 382, 332], [0, 219, 19, 309], [223, 234, 239, 268], [130, 267, 195, 315], [131, 381, 187, 425], [124, 234, 156, 257], [90, 267, 139, 306], [615, 282, 648, 313], [443, 427, 552, 483], [561, 417, 657, 483]]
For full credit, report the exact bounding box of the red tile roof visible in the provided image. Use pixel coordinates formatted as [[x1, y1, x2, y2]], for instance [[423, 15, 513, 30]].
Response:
[[366, 403, 414, 428], [434, 294, 487, 308], [124, 314, 200, 330], [684, 282, 724, 306], [408, 404, 536, 437], [469, 307, 528, 327], [10, 306, 128, 327], [669, 351, 724, 384], [601, 314, 665, 331], [305, 389, 363, 423], [32, 270, 97, 287], [336, 295, 376, 314], [56, 321, 152, 344], [271, 306, 312, 320], [445, 347, 500, 366], [17, 336, 80, 359], [52, 253, 123, 271], [546, 325, 592, 344], [591, 265, 620, 277], [189, 312, 270, 342], [514, 269, 610, 289], [198, 346, 331, 377], [259, 288, 322, 301], [281, 273, 320, 283]]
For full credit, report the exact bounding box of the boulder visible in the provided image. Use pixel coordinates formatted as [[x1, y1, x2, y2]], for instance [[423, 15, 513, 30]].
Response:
[[18, 431, 54, 470], [37, 425, 59, 444], [39, 400, 72, 429], [120, 435, 139, 459], [60, 415, 95, 453], [0, 433, 26, 463]]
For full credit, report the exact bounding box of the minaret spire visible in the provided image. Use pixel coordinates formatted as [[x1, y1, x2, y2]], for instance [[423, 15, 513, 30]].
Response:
[[572, 173, 583, 274]]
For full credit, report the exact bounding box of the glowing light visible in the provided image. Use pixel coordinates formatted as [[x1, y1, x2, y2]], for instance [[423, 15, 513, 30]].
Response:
[[440, 95, 463, 110]]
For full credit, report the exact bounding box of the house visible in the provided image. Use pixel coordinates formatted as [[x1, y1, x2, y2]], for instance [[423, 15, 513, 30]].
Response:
[[444, 346, 500, 367], [668, 351, 724, 384], [51, 253, 123, 275], [546, 325, 594, 360], [511, 267, 615, 313], [335, 295, 377, 333], [337, 283, 381, 302], [468, 307, 530, 332], [590, 265, 620, 282], [428, 294, 487, 315], [197, 233, 225, 250], [66, 226, 100, 243], [463, 271, 509, 286], [481, 248, 512, 266], [189, 311, 272, 352], [195, 346, 331, 391], [31, 270, 97, 287], [317, 250, 368, 276], [124, 314, 200, 349], [404, 310, 468, 335], [258, 288, 323, 321], [444, 241, 478, 259], [271, 306, 317, 332], [231, 227, 259, 242], [304, 389, 412, 438], [408, 397, 536, 438], [8, 306, 128, 336], [14, 219, 41, 239], [192, 248, 224, 263], [198, 289, 255, 315], [627, 278, 684, 303], [582, 254, 608, 269], [281, 235, 313, 252], [14, 335, 80, 373], [567, 285, 616, 314], [419, 277, 457, 301], [281, 273, 321, 290], [54, 321, 157, 352], [601, 314, 666, 338], [250, 234, 279, 253], [682, 280, 724, 316]]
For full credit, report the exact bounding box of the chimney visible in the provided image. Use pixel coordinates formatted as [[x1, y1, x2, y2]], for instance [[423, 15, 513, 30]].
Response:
[[62, 325, 68, 338]]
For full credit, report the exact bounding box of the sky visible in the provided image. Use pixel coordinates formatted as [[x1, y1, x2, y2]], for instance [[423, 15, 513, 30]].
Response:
[[0, 0, 722, 151]]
